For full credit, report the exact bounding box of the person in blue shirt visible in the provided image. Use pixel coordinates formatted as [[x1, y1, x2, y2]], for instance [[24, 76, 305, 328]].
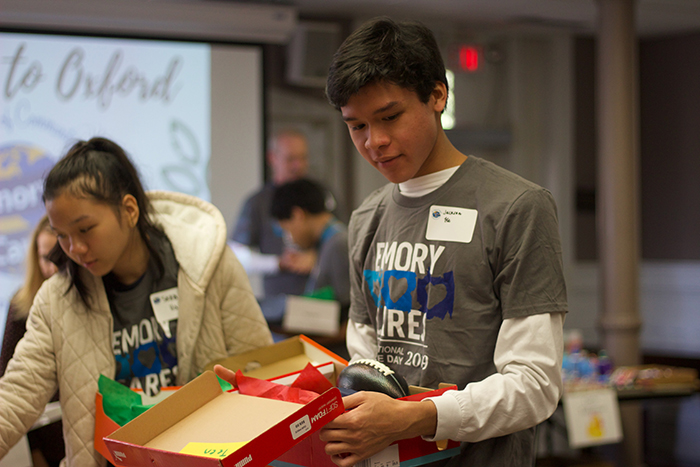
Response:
[[270, 178, 350, 317]]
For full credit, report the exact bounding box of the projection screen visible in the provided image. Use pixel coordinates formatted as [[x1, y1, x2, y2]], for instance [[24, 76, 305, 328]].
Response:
[[0, 31, 264, 338]]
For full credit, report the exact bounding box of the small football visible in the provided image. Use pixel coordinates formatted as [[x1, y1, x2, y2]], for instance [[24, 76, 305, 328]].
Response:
[[336, 359, 409, 398]]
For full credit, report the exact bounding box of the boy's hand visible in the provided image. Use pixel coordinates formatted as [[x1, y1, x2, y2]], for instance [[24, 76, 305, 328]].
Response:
[[319, 391, 437, 467]]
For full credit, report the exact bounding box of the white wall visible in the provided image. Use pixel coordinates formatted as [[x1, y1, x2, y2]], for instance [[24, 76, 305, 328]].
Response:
[[210, 45, 264, 231]]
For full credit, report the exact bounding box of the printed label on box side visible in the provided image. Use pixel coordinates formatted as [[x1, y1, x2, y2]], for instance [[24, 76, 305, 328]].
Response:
[[112, 451, 126, 464], [290, 415, 311, 440], [356, 444, 399, 467], [235, 453, 253, 467], [311, 399, 340, 424]]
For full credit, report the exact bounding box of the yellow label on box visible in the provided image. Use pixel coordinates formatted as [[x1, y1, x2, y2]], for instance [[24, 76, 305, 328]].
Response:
[[180, 442, 248, 458]]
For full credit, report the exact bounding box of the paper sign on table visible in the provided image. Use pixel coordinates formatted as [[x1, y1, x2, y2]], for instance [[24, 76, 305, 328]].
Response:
[[283, 295, 340, 336], [562, 388, 623, 448]]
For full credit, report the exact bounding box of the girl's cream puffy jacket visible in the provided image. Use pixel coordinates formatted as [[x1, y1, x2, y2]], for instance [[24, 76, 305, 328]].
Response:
[[0, 191, 273, 466]]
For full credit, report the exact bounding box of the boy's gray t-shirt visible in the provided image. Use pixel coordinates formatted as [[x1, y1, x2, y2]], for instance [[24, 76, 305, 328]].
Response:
[[348, 156, 567, 466]]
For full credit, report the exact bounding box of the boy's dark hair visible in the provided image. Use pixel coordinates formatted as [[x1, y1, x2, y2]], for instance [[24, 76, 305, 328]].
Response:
[[43, 137, 165, 306], [271, 179, 329, 221], [326, 17, 448, 110]]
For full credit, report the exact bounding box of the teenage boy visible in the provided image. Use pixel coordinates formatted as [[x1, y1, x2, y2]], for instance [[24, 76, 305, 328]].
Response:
[[318, 17, 568, 467]]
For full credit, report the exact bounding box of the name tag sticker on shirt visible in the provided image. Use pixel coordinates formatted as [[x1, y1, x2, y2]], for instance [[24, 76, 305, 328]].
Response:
[[149, 287, 179, 338], [426, 205, 478, 243]]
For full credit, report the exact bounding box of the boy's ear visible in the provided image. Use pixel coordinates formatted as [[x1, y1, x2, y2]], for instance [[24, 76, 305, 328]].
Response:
[[431, 82, 448, 113], [290, 206, 307, 220]]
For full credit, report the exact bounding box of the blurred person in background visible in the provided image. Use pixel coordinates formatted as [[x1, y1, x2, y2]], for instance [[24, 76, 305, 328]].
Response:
[[270, 178, 350, 316], [229, 129, 312, 300], [270, 178, 350, 357], [230, 129, 337, 326], [0, 214, 64, 467]]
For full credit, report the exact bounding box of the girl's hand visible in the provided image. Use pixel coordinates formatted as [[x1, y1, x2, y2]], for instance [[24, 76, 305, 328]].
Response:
[[213, 364, 237, 388]]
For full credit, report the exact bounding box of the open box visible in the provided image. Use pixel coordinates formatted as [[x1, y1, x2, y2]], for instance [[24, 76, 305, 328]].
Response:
[[104, 335, 461, 467], [204, 335, 348, 383], [103, 370, 344, 467]]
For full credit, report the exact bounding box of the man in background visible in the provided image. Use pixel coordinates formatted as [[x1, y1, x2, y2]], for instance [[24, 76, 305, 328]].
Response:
[[229, 129, 312, 302]]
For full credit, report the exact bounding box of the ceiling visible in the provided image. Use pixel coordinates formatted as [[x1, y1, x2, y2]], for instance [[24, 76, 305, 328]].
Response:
[[232, 0, 700, 37], [3, 0, 699, 43]]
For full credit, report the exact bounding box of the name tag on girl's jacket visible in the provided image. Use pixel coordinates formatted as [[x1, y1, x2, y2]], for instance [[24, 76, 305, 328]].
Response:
[[150, 287, 179, 338]]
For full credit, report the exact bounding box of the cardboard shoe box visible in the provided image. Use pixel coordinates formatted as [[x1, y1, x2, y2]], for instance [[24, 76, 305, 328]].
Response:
[[103, 371, 344, 467], [104, 335, 461, 467]]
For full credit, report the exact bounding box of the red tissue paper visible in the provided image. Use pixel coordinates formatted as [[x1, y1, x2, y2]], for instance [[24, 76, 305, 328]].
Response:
[[234, 363, 334, 404]]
